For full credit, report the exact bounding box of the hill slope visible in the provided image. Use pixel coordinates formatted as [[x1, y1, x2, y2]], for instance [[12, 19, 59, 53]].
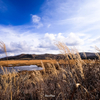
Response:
[[0, 52, 100, 60]]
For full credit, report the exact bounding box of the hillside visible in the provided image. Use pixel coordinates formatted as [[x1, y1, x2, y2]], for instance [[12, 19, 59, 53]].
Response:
[[0, 52, 100, 60]]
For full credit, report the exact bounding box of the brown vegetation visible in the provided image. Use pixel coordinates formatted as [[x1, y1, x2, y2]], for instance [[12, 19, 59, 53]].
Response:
[[0, 60, 56, 67], [0, 59, 99, 67], [0, 42, 100, 100]]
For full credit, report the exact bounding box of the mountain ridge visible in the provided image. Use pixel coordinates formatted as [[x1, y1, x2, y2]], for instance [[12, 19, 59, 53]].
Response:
[[0, 52, 100, 60]]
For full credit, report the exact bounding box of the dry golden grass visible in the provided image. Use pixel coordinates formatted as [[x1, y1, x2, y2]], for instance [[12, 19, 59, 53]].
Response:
[[0, 41, 7, 57], [0, 41, 8, 64], [0, 60, 57, 67], [0, 59, 98, 67], [0, 41, 100, 100]]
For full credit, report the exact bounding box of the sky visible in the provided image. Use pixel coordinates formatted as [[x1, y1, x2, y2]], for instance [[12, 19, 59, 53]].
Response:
[[0, 0, 100, 57]]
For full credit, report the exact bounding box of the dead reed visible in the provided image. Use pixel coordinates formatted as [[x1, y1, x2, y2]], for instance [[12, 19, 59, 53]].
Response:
[[0, 41, 8, 64], [0, 42, 100, 100]]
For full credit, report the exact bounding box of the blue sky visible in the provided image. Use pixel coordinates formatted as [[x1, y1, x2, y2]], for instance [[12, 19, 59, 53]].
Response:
[[0, 0, 100, 57]]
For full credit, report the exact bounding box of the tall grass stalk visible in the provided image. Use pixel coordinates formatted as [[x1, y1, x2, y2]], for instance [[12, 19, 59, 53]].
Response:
[[0, 41, 8, 65], [56, 41, 85, 79]]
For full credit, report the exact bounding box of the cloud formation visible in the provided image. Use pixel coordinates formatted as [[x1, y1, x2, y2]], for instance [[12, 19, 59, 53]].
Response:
[[32, 15, 41, 23], [0, 25, 88, 57], [0, 0, 100, 57], [41, 0, 100, 34], [38, 32, 85, 51], [31, 15, 43, 28]]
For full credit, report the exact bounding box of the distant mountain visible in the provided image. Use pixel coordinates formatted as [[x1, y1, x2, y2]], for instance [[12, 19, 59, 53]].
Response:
[[79, 52, 100, 59], [0, 54, 64, 60], [0, 52, 100, 60]]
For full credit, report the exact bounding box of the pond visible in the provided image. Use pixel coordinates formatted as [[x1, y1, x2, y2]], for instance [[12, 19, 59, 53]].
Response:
[[0, 65, 43, 74]]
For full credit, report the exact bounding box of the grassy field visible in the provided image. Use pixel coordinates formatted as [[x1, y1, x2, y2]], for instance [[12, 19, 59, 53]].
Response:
[[0, 59, 99, 67], [0, 60, 57, 67], [0, 42, 100, 100]]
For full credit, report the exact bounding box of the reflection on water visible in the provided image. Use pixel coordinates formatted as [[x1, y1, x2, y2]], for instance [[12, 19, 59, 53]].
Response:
[[0, 65, 43, 74]]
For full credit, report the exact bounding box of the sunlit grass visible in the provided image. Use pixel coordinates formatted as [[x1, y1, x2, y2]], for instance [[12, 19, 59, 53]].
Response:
[[0, 41, 100, 100]]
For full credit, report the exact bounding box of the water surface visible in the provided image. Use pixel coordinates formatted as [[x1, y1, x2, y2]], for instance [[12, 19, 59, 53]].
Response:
[[0, 65, 43, 74]]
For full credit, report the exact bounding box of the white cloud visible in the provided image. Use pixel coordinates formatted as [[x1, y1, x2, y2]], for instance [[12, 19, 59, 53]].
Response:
[[1, 0, 100, 56], [0, 26, 41, 54], [66, 32, 84, 45], [31, 15, 43, 28], [41, 0, 100, 35], [57, 32, 84, 46], [0, 25, 98, 57], [44, 33, 56, 41], [38, 33, 57, 49], [32, 15, 41, 23], [57, 33, 65, 42], [87, 36, 100, 48], [38, 32, 85, 51]]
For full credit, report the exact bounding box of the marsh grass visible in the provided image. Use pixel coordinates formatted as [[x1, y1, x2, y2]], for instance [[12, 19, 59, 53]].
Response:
[[0, 41, 8, 63], [0, 42, 100, 100]]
